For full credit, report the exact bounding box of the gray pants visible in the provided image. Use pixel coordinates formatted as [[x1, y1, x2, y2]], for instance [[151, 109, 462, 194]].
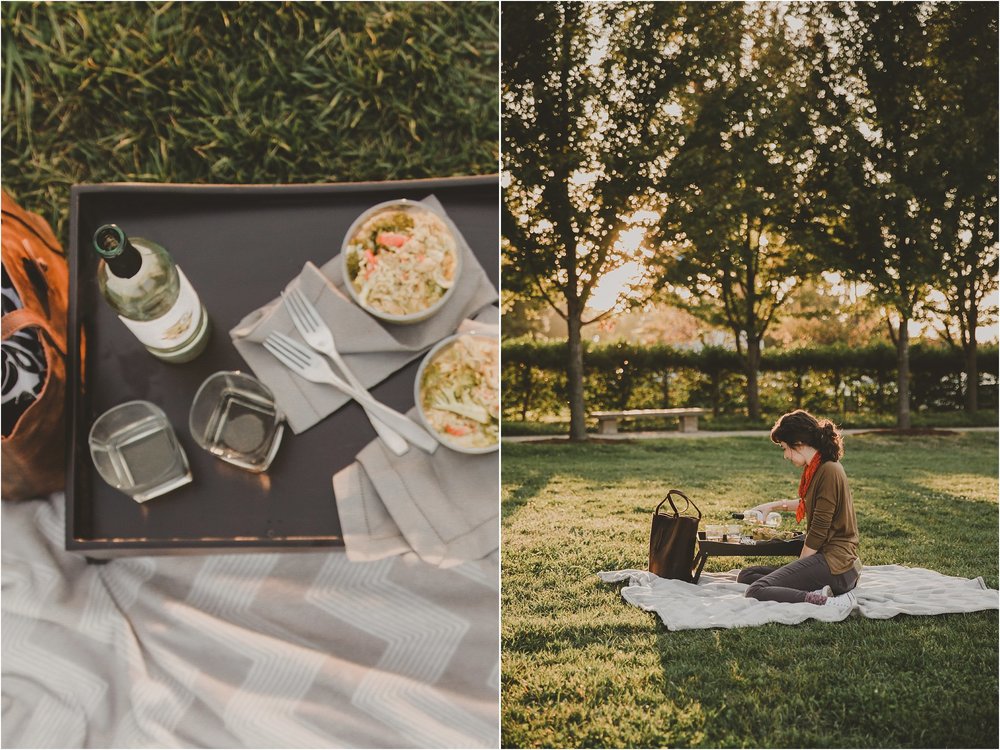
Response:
[[739, 553, 859, 604]]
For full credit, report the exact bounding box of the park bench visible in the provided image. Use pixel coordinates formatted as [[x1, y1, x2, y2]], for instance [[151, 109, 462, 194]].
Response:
[[590, 408, 707, 435]]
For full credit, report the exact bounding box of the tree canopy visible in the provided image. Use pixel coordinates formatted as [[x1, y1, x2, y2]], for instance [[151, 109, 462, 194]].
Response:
[[502, 1, 998, 431]]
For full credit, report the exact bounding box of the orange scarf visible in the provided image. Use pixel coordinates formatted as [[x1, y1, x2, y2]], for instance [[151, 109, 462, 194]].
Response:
[[796, 451, 823, 523]]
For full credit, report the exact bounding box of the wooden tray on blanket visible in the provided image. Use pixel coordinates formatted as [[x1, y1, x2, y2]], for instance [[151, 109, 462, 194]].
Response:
[[65, 177, 498, 558]]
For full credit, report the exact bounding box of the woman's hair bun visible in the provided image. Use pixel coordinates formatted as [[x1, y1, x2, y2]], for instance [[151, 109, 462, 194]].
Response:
[[815, 419, 844, 461], [770, 410, 844, 461]]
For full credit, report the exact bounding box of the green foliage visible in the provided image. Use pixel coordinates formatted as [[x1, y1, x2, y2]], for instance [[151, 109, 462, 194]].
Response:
[[797, 3, 954, 316], [503, 338, 1000, 377], [919, 3, 999, 361], [502, 1, 998, 428], [502, 339, 1000, 420], [648, 4, 817, 419], [1, 1, 499, 238], [791, 4, 998, 417], [502, 2, 677, 317], [502, 433, 999, 748]]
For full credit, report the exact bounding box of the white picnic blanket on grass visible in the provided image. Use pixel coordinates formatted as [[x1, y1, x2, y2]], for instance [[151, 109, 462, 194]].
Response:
[[2, 495, 499, 748], [598, 565, 999, 631]]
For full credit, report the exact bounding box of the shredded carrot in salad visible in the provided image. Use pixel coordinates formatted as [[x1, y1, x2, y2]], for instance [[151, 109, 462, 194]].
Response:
[[345, 206, 458, 316], [419, 335, 499, 450]]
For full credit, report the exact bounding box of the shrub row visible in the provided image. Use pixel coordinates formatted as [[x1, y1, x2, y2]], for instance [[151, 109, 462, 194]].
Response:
[[501, 340, 999, 419]]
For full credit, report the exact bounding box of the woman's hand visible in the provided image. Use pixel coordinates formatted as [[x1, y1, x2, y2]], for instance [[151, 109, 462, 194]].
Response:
[[746, 499, 797, 516]]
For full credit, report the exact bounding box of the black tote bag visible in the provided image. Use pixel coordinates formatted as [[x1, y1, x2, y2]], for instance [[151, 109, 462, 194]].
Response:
[[648, 489, 701, 581]]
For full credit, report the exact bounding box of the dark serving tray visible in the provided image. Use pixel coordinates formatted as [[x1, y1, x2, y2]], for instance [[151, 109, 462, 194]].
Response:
[[698, 535, 806, 557], [66, 177, 498, 557]]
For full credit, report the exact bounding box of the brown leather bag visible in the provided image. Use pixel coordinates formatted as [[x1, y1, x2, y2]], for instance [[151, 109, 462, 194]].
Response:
[[1, 191, 71, 500], [648, 489, 702, 582]]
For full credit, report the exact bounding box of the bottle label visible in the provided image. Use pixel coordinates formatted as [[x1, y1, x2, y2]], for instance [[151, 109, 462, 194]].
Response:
[[119, 268, 204, 350]]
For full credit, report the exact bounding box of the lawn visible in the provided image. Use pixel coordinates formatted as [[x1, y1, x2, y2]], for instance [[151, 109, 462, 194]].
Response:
[[501, 432, 999, 748], [1, 1, 498, 238]]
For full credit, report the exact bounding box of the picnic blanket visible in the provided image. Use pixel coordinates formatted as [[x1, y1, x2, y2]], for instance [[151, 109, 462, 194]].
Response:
[[598, 565, 999, 631], [2, 494, 499, 748]]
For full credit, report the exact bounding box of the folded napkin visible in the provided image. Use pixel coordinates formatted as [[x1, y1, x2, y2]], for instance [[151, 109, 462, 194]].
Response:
[[230, 195, 498, 434], [332, 313, 499, 567]]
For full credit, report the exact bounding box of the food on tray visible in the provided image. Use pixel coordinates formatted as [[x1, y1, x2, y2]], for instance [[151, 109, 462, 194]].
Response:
[[345, 204, 459, 317], [418, 334, 499, 451], [749, 527, 802, 542]]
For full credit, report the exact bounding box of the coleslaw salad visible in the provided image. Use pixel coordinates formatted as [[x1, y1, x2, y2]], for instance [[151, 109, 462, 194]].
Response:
[[416, 333, 499, 453], [344, 201, 460, 320]]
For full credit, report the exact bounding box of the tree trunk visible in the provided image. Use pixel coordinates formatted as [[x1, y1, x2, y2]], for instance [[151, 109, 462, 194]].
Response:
[[567, 309, 588, 441], [745, 337, 762, 421], [661, 371, 671, 408], [964, 340, 979, 413], [710, 372, 721, 418], [896, 317, 911, 429], [618, 368, 633, 410], [519, 364, 533, 422]]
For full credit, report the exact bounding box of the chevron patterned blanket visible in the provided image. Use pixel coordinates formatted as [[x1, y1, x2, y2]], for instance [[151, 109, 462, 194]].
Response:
[[2, 495, 499, 748], [599, 566, 999, 631]]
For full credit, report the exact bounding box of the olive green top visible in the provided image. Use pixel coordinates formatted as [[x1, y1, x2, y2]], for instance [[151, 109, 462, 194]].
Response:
[[804, 460, 861, 575]]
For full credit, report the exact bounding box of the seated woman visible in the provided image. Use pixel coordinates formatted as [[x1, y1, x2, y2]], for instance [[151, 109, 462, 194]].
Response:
[[738, 409, 862, 607]]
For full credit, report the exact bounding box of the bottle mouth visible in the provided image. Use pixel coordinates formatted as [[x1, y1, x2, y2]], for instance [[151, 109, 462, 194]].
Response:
[[94, 224, 126, 257]]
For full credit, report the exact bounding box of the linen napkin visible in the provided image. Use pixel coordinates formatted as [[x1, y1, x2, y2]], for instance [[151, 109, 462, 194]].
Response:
[[332, 314, 499, 567], [230, 195, 498, 434]]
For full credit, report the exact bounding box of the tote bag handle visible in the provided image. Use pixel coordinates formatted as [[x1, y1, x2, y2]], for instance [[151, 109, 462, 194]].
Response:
[[654, 489, 701, 520]]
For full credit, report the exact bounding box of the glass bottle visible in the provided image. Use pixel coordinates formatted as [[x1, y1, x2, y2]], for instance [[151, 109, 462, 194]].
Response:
[[732, 510, 764, 524], [93, 224, 210, 363]]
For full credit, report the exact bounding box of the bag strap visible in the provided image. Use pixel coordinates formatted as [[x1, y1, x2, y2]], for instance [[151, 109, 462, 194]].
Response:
[[654, 489, 702, 520]]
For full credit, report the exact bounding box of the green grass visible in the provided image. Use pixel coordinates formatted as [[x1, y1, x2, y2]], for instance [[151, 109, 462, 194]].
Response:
[[1, 1, 498, 238], [502, 432, 999, 748]]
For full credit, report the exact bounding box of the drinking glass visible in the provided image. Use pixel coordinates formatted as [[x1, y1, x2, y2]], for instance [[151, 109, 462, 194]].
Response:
[[189, 371, 284, 472], [88, 400, 192, 502]]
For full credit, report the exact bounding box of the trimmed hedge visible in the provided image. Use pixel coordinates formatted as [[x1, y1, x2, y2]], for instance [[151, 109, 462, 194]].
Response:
[[501, 339, 999, 419]]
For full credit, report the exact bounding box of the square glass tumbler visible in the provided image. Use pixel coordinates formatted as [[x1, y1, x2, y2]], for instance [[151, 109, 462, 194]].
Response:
[[88, 400, 192, 502], [189, 371, 284, 472]]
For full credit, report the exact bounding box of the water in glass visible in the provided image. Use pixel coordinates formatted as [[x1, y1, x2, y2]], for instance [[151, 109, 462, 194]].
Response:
[[89, 401, 191, 502]]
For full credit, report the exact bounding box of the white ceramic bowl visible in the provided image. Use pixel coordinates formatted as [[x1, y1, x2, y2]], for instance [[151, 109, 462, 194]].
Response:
[[414, 333, 499, 454], [341, 199, 463, 325]]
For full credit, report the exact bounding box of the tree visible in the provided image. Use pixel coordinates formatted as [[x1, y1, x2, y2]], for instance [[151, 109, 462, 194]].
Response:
[[501, 2, 683, 440], [649, 3, 815, 420], [921, 2, 999, 413], [793, 2, 990, 428], [765, 276, 886, 349]]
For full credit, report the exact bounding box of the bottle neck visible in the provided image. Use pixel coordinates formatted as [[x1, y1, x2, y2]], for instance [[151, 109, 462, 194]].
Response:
[[94, 224, 142, 278]]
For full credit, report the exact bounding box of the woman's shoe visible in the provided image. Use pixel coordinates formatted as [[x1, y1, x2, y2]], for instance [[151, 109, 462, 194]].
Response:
[[825, 591, 857, 611]]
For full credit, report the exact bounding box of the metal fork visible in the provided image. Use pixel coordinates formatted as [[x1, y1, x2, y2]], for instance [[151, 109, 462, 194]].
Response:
[[282, 288, 410, 456], [263, 331, 439, 454]]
